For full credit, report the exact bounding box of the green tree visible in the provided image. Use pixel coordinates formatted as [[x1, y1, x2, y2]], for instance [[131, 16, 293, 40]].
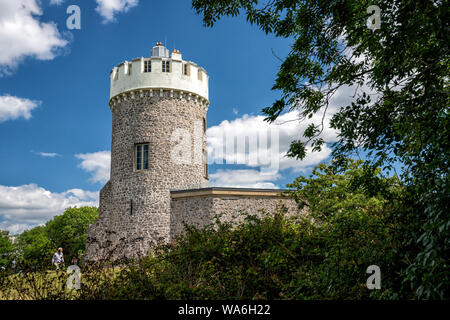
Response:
[[286, 159, 407, 298], [45, 207, 98, 263], [75, 161, 404, 300], [0, 231, 15, 270], [16, 226, 53, 270], [192, 0, 449, 299]]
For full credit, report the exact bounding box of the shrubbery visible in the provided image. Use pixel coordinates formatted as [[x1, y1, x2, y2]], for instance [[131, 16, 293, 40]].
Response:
[[72, 160, 411, 300], [0, 160, 425, 299], [86, 212, 400, 299]]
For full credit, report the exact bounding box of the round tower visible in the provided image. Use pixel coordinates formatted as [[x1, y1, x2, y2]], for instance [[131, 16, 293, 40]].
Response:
[[85, 43, 210, 261]]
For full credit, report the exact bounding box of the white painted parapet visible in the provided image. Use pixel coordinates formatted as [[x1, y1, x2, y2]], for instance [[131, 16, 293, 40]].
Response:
[[109, 42, 209, 104]]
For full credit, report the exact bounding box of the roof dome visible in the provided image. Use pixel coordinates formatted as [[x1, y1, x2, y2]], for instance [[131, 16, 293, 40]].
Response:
[[151, 42, 169, 58]]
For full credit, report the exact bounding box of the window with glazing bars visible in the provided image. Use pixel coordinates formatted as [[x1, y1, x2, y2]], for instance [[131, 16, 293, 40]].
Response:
[[135, 143, 149, 171], [144, 60, 151, 73], [162, 60, 170, 73]]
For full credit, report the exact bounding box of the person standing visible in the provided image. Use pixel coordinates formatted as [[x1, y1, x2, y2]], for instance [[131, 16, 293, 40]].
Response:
[[52, 247, 65, 270]]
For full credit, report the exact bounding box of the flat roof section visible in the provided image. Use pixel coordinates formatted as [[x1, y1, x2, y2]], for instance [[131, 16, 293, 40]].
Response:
[[170, 187, 292, 199]]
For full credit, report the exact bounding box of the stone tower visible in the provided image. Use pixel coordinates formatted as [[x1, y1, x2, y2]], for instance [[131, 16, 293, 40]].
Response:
[[84, 43, 210, 261]]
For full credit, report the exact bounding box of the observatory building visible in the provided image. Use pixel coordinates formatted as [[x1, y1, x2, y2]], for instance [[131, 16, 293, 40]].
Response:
[[84, 43, 301, 262]]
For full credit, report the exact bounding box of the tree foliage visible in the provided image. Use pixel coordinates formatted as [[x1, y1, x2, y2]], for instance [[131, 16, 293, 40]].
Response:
[[0, 231, 15, 270], [14, 207, 98, 270], [67, 161, 406, 300], [45, 206, 98, 262], [192, 0, 449, 299], [286, 159, 408, 298], [16, 226, 53, 270]]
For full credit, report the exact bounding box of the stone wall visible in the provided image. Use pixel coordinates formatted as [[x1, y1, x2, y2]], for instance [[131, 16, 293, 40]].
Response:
[[84, 90, 209, 262], [84, 181, 111, 261], [170, 188, 305, 238]]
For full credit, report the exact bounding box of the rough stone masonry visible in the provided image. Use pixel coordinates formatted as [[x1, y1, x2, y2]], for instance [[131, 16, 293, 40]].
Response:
[[84, 43, 302, 262]]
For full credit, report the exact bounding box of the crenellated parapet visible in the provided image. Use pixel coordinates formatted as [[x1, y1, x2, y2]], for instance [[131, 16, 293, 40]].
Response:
[[109, 43, 209, 104], [108, 87, 210, 112]]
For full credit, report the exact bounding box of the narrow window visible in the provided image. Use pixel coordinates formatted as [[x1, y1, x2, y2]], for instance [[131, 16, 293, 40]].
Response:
[[144, 60, 151, 73], [143, 144, 149, 169], [136, 145, 142, 170], [135, 143, 149, 171], [198, 70, 203, 81], [162, 60, 170, 73], [203, 117, 206, 133], [183, 63, 190, 76], [203, 149, 208, 179]]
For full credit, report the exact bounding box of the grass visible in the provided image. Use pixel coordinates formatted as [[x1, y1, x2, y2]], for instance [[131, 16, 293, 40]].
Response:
[[0, 266, 121, 300]]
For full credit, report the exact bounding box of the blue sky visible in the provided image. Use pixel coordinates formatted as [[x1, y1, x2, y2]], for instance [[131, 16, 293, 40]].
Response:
[[0, 0, 343, 233]]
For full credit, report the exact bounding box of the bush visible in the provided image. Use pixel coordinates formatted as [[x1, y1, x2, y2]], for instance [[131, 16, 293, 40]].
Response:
[[1, 161, 411, 300], [78, 160, 407, 300], [72, 208, 404, 300]]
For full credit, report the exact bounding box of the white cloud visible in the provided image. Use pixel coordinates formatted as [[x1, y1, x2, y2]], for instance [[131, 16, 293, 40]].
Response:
[[207, 110, 336, 173], [232, 108, 238, 115], [0, 184, 99, 234], [76, 151, 111, 184], [206, 78, 379, 176], [206, 82, 376, 187], [39, 152, 59, 157], [95, 0, 139, 23], [49, 0, 65, 5], [0, 0, 68, 75], [50, 0, 138, 23], [0, 95, 40, 123], [0, 222, 32, 235], [210, 169, 280, 189], [34, 152, 60, 158]]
